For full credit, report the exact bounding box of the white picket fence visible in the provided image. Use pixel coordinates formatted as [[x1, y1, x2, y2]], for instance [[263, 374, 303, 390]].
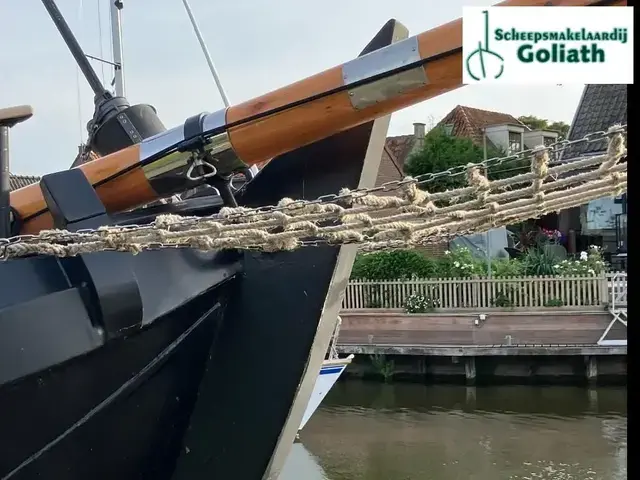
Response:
[[343, 272, 626, 310]]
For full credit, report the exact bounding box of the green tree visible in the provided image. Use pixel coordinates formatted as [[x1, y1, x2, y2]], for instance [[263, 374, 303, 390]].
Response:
[[518, 115, 570, 140], [403, 126, 517, 192], [548, 121, 571, 139]]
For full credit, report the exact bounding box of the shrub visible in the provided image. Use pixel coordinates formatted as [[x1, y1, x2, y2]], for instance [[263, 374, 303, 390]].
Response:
[[351, 244, 607, 281], [439, 247, 484, 278], [521, 248, 559, 276], [544, 298, 565, 307], [488, 258, 525, 278], [370, 354, 395, 382], [405, 292, 440, 313], [491, 289, 515, 308], [351, 250, 439, 280]]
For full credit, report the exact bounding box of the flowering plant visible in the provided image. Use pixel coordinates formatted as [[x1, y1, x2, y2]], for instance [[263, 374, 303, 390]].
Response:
[[442, 247, 481, 277], [540, 228, 564, 244], [405, 292, 440, 313], [553, 245, 607, 276]]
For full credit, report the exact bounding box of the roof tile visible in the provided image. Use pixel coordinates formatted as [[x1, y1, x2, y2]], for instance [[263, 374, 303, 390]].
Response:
[[435, 105, 526, 147], [385, 134, 415, 168], [563, 85, 627, 159], [9, 174, 40, 191]]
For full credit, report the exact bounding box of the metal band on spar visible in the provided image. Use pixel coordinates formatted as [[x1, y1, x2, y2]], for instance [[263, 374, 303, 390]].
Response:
[[9, 0, 626, 234]]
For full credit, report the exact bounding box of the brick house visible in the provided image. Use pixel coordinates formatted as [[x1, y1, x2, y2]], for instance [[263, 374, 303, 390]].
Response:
[[375, 106, 563, 260], [435, 105, 560, 153], [375, 122, 425, 186]]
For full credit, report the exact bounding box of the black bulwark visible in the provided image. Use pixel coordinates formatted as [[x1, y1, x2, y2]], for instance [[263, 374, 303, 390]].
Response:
[[39, 169, 143, 338], [171, 19, 401, 480]]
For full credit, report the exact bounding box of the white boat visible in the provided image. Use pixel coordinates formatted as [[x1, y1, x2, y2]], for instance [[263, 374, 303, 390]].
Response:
[[298, 317, 354, 432]]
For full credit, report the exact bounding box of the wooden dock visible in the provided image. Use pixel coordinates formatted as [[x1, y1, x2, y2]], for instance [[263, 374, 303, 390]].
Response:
[[335, 273, 627, 384], [335, 309, 627, 385], [336, 309, 627, 346], [337, 344, 627, 357]]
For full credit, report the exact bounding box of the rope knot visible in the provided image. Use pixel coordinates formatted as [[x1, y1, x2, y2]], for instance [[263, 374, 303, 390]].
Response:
[[606, 131, 626, 162], [609, 172, 625, 196], [338, 188, 354, 206], [531, 148, 549, 178], [270, 210, 291, 227], [400, 177, 429, 205], [341, 213, 374, 227], [154, 214, 183, 229], [466, 165, 490, 204], [530, 148, 549, 193]]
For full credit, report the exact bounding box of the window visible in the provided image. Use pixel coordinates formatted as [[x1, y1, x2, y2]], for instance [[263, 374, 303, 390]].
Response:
[[543, 136, 555, 147], [443, 123, 454, 136], [614, 193, 627, 214], [508, 132, 522, 153]]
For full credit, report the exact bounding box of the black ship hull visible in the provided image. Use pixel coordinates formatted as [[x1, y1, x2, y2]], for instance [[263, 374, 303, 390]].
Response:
[[0, 20, 405, 480]]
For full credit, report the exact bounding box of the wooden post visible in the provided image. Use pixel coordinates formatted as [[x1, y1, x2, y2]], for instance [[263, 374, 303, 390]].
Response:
[[465, 357, 477, 385], [586, 356, 598, 385]]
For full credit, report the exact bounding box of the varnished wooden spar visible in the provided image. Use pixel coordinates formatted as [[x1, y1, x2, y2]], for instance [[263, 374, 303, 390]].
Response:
[[10, 0, 626, 234]]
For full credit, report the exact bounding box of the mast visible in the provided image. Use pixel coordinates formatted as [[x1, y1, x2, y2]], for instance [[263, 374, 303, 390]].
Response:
[[41, 0, 166, 160], [180, 0, 230, 107], [41, 0, 108, 98], [110, 0, 125, 97]]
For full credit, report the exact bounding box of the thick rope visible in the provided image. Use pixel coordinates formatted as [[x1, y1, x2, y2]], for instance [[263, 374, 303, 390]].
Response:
[[0, 127, 627, 259]]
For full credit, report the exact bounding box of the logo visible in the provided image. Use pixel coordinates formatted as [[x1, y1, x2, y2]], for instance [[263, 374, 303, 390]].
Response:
[[462, 6, 634, 84], [465, 10, 505, 81]]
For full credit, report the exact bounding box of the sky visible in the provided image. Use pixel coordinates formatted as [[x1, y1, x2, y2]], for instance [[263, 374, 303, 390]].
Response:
[[1, 0, 586, 176]]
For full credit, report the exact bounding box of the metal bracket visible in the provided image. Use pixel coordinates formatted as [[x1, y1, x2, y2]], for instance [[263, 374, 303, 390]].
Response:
[[115, 111, 143, 143], [186, 154, 218, 181], [342, 36, 429, 110], [140, 108, 247, 196]]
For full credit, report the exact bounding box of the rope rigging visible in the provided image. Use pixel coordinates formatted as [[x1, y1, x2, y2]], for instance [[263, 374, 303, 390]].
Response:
[[0, 125, 626, 260]]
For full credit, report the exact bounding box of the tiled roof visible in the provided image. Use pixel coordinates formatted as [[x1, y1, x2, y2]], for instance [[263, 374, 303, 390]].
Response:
[[385, 135, 416, 168], [435, 105, 526, 146], [563, 85, 627, 160], [9, 174, 40, 191], [374, 135, 417, 187]]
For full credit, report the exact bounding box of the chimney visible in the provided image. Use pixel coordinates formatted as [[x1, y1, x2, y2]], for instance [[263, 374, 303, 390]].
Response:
[[413, 122, 426, 151]]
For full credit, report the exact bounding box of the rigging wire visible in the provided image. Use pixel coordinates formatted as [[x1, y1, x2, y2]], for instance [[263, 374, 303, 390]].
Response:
[[96, 0, 106, 86], [108, 0, 115, 93], [75, 0, 85, 145]]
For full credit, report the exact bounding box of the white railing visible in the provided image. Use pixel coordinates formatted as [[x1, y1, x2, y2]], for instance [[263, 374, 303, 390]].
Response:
[[608, 271, 627, 308], [343, 272, 626, 310]]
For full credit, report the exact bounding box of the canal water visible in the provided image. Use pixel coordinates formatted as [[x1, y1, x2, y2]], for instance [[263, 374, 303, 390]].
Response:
[[281, 382, 627, 480]]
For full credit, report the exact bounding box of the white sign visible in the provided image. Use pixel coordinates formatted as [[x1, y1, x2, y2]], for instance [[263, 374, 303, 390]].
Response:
[[462, 6, 634, 84]]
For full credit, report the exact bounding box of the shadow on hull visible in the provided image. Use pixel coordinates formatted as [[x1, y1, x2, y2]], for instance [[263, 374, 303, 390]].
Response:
[[0, 18, 404, 480]]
